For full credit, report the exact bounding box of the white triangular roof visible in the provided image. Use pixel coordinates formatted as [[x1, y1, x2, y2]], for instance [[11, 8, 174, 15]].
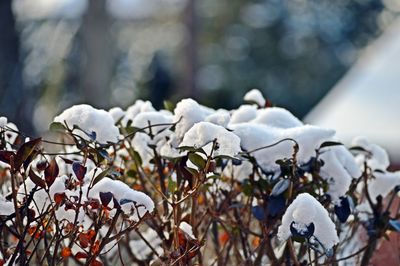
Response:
[[305, 18, 400, 161]]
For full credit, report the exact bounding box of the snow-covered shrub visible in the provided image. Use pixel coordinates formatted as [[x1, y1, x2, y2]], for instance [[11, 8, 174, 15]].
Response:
[[0, 89, 399, 265]]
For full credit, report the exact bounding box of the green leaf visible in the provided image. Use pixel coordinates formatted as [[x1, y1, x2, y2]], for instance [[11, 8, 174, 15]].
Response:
[[319, 141, 343, 149], [188, 153, 206, 169], [133, 150, 143, 165], [163, 100, 175, 112], [49, 122, 66, 132], [168, 175, 177, 193], [92, 168, 110, 186]]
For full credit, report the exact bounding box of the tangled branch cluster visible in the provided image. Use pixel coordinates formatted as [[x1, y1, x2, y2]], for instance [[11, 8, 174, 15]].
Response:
[[0, 89, 399, 266]]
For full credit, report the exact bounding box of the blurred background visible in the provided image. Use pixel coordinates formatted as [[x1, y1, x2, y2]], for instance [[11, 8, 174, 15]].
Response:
[[1, 0, 400, 159]]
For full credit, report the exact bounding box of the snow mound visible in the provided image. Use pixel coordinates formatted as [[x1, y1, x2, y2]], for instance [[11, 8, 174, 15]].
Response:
[[232, 123, 335, 172], [278, 193, 339, 249], [88, 177, 154, 221], [230, 105, 258, 124], [243, 89, 265, 106], [251, 107, 303, 129], [319, 146, 361, 201], [54, 104, 120, 144], [180, 122, 241, 157], [173, 98, 212, 139]]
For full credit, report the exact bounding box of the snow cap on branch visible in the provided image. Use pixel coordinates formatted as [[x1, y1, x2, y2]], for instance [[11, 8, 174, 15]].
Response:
[[54, 104, 120, 144], [180, 122, 241, 157], [278, 193, 339, 249]]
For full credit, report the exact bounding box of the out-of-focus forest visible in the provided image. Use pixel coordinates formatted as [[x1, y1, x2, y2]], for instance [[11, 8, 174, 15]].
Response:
[[0, 0, 399, 134]]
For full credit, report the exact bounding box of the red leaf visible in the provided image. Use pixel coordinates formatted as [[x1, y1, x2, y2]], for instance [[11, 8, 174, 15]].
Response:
[[28, 168, 46, 189], [75, 252, 89, 260], [0, 151, 15, 165], [90, 260, 103, 266], [14, 138, 41, 170], [61, 247, 72, 258], [54, 193, 66, 205], [78, 233, 90, 248], [44, 158, 59, 187]]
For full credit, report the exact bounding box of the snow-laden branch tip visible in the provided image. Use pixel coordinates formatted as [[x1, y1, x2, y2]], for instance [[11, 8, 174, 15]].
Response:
[[278, 193, 339, 249]]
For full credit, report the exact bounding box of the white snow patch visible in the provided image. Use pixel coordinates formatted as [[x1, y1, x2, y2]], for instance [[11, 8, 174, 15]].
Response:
[[278, 193, 339, 249], [243, 89, 265, 107], [173, 98, 212, 139], [54, 104, 120, 144], [232, 123, 335, 172], [250, 107, 303, 129], [179, 221, 196, 239], [88, 177, 154, 221], [230, 105, 258, 124], [180, 122, 241, 157], [319, 146, 361, 201]]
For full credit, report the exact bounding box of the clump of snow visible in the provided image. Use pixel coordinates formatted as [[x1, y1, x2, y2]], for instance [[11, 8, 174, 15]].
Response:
[[278, 193, 339, 249], [132, 111, 173, 136], [368, 171, 400, 203], [0, 117, 7, 128], [173, 98, 212, 139], [319, 146, 361, 201], [352, 136, 389, 171], [243, 89, 265, 107], [250, 107, 303, 129], [109, 107, 125, 123], [122, 100, 156, 126], [179, 221, 196, 239], [0, 196, 14, 216], [229, 105, 258, 124], [88, 177, 154, 221], [180, 122, 241, 157], [54, 104, 120, 144], [205, 109, 231, 127], [232, 123, 335, 172]]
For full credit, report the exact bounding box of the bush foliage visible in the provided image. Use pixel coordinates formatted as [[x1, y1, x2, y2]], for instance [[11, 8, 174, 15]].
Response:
[[0, 90, 399, 265]]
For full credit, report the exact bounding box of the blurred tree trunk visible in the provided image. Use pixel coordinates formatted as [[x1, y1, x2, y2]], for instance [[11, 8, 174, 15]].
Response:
[[0, 0, 31, 132], [183, 0, 198, 98], [79, 0, 112, 108]]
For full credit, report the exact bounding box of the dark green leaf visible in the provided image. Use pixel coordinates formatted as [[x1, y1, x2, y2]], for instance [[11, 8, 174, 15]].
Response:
[[319, 141, 343, 149], [92, 168, 110, 186], [188, 153, 206, 169]]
